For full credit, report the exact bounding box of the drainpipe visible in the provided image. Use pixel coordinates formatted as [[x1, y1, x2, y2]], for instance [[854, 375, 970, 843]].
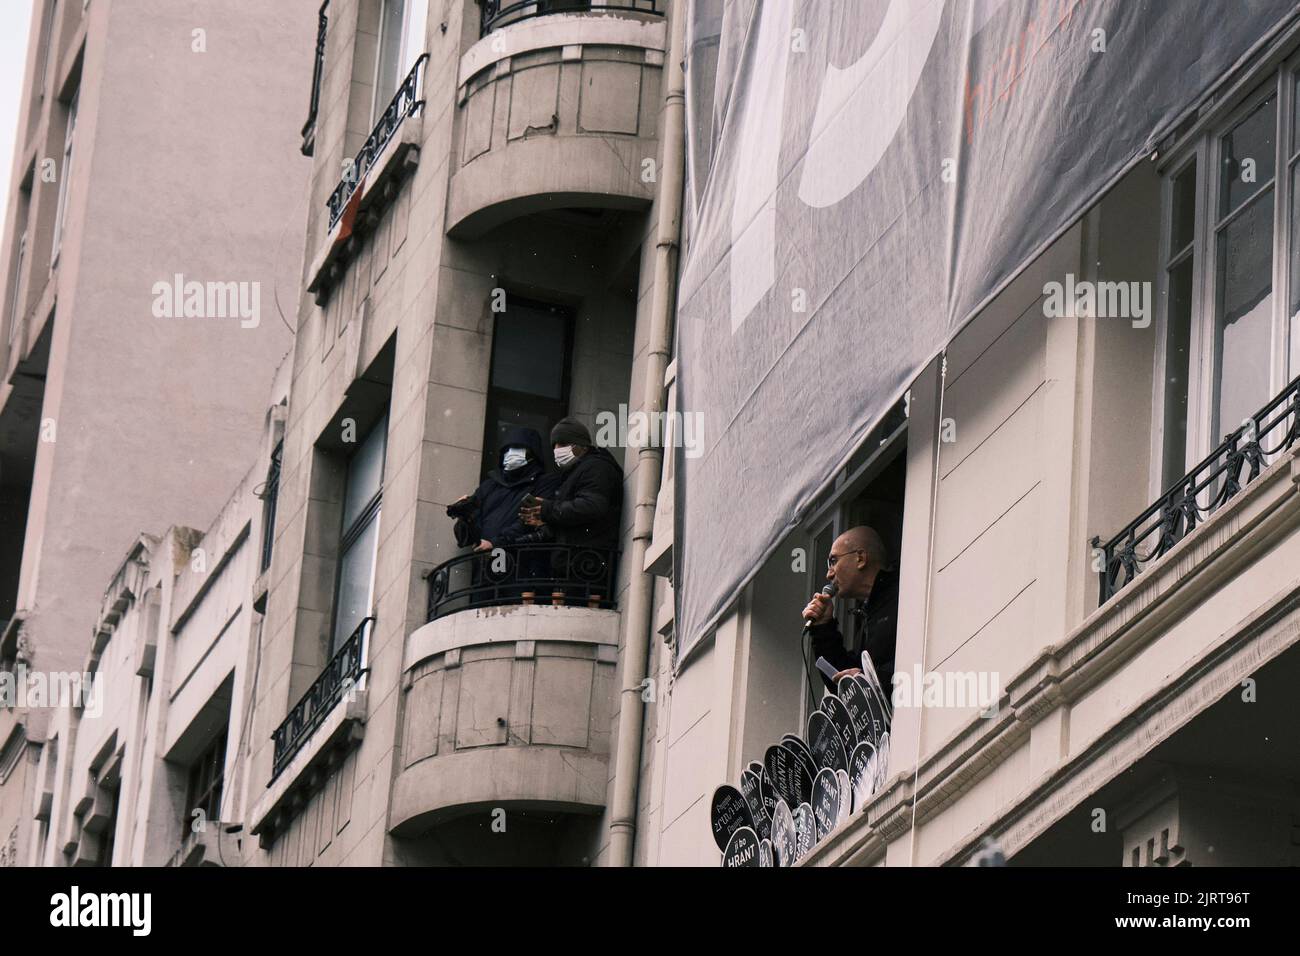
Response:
[[607, 0, 686, 867]]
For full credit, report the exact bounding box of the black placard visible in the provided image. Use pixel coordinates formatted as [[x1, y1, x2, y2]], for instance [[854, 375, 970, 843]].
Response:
[[758, 766, 779, 822], [874, 731, 891, 792], [779, 738, 817, 804], [770, 800, 796, 868], [739, 768, 771, 841], [835, 769, 853, 822], [722, 826, 761, 868], [793, 803, 815, 861], [781, 733, 816, 770], [811, 767, 842, 842], [710, 784, 755, 852], [821, 693, 857, 755], [848, 741, 878, 809], [839, 677, 877, 748], [807, 710, 848, 774], [764, 743, 808, 810]]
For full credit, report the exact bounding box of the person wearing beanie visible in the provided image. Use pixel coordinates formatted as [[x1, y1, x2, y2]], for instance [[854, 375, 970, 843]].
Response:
[[518, 416, 624, 550]]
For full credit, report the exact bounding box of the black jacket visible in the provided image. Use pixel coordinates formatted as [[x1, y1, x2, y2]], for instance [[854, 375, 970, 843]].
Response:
[[810, 568, 899, 693], [448, 427, 550, 547], [538, 446, 624, 548]]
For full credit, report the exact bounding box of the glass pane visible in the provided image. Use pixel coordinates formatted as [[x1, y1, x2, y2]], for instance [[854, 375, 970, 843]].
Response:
[[1170, 162, 1197, 255], [1161, 259, 1194, 489], [343, 414, 388, 532], [401, 0, 428, 76], [490, 304, 568, 399], [333, 511, 380, 653], [1291, 161, 1300, 380], [1214, 191, 1274, 441], [1218, 95, 1276, 219], [372, 0, 406, 119], [1294, 72, 1300, 157]]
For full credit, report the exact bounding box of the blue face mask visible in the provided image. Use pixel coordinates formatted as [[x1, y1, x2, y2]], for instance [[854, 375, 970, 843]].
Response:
[[502, 448, 528, 471]]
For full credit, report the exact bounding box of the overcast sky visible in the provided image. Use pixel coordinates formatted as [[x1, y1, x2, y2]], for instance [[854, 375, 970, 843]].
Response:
[[0, 0, 36, 243]]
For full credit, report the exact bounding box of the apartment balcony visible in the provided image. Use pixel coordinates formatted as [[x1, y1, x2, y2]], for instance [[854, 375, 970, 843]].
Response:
[[249, 617, 371, 847], [1094, 374, 1300, 603], [479, 0, 665, 37], [447, 5, 666, 237], [388, 545, 619, 842], [306, 54, 428, 301]]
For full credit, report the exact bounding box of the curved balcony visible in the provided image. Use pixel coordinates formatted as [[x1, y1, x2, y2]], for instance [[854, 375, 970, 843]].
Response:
[[427, 543, 619, 620], [447, 10, 666, 237], [480, 0, 665, 37], [390, 549, 621, 838]]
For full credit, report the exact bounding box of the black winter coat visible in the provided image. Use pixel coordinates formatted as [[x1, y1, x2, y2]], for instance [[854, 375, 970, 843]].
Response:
[[537, 447, 624, 548], [449, 427, 550, 547], [810, 568, 899, 693]]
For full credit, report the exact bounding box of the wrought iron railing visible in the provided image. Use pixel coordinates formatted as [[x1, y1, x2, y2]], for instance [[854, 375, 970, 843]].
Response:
[[427, 544, 619, 621], [1093, 375, 1300, 604], [325, 53, 428, 230], [301, 1, 330, 156], [270, 617, 371, 781], [480, 0, 664, 37]]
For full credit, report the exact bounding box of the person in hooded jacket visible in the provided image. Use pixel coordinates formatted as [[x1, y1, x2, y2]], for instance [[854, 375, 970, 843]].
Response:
[[518, 417, 624, 548], [447, 426, 549, 552]]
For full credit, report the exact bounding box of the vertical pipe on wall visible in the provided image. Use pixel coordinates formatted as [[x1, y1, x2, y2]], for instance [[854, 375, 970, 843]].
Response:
[[607, 0, 686, 867]]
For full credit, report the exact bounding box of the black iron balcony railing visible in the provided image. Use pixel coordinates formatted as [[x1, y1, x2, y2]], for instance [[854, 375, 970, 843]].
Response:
[[325, 53, 428, 230], [270, 617, 371, 781], [1093, 375, 1300, 604], [427, 544, 619, 622], [301, 1, 330, 156], [480, 0, 664, 37]]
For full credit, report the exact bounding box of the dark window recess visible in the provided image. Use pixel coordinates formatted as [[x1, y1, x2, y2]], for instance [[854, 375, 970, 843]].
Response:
[[183, 730, 228, 832], [302, 1, 329, 156], [481, 297, 573, 480], [260, 441, 283, 575]]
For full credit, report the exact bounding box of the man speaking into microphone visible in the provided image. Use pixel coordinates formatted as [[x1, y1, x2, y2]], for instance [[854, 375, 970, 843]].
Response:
[[802, 526, 900, 693]]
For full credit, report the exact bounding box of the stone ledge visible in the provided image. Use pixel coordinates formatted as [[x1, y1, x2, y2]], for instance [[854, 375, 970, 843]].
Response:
[[405, 603, 619, 673]]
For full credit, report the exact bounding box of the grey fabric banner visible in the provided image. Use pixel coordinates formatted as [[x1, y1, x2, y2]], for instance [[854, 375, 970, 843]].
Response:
[[673, 0, 1299, 662]]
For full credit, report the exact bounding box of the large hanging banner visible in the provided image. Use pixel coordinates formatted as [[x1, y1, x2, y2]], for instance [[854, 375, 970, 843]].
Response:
[[673, 0, 1300, 662]]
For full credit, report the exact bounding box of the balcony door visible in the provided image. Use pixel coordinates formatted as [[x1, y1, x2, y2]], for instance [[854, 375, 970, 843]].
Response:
[[371, 0, 428, 122], [1154, 61, 1300, 496]]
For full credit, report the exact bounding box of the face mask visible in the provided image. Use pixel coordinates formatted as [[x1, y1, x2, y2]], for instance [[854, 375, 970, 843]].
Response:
[[502, 448, 528, 472], [554, 445, 576, 469]]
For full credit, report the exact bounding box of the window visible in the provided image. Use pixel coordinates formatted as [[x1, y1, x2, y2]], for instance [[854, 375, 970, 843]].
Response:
[[1155, 64, 1300, 490], [36, 0, 56, 98], [259, 441, 283, 574], [302, 1, 329, 156], [481, 298, 573, 478], [371, 0, 427, 123], [51, 89, 79, 263], [6, 233, 26, 346], [331, 414, 387, 654], [183, 730, 228, 832]]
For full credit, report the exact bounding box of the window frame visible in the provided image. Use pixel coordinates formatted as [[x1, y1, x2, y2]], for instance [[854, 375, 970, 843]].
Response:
[[1151, 56, 1300, 499], [51, 88, 79, 265], [6, 232, 27, 346], [329, 413, 388, 656]]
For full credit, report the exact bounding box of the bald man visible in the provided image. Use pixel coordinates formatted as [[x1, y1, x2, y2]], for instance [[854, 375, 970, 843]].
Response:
[[801, 526, 899, 693]]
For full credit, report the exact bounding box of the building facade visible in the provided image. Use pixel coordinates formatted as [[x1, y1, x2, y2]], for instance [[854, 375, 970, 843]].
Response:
[[9, 0, 1300, 869], [0, 0, 317, 868]]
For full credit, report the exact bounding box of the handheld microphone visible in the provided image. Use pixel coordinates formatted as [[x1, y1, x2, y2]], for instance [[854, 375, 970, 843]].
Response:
[[803, 582, 838, 633]]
